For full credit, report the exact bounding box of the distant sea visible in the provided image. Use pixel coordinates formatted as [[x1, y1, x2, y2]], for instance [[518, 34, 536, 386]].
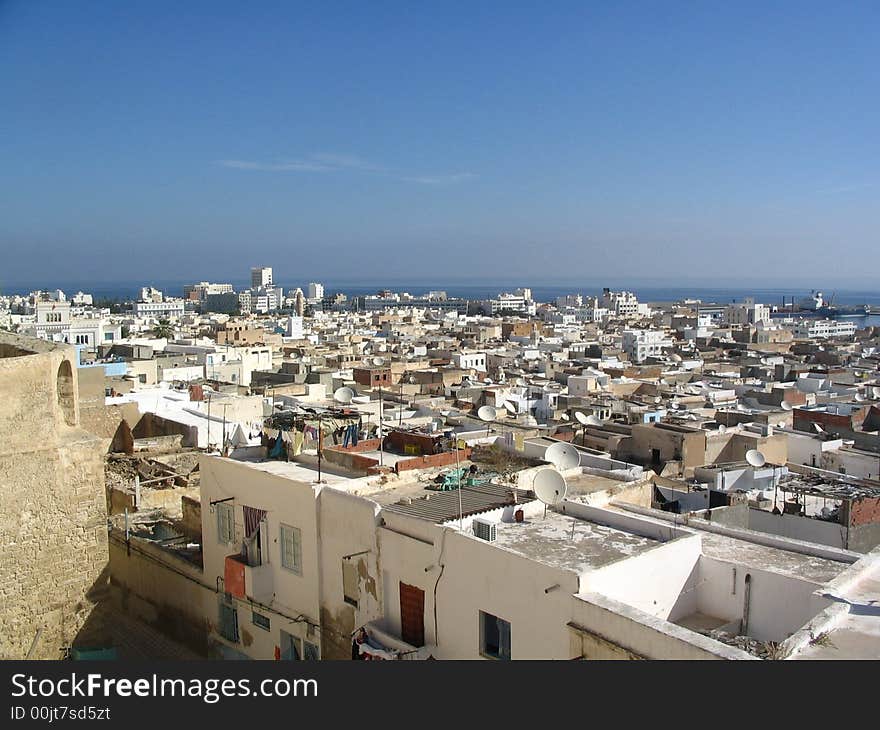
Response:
[[4, 279, 879, 328]]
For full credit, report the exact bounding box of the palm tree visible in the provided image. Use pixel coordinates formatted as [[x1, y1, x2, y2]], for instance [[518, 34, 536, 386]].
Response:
[[151, 318, 174, 339]]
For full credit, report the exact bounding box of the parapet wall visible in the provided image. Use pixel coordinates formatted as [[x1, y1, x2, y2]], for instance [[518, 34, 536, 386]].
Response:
[[0, 333, 110, 659]]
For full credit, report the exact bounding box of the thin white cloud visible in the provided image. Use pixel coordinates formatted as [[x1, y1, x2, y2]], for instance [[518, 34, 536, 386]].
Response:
[[217, 159, 331, 172], [400, 173, 477, 185], [216, 154, 475, 185]]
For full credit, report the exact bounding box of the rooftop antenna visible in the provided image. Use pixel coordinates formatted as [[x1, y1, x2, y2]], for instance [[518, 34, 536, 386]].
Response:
[[545, 442, 580, 471], [574, 411, 601, 446], [745, 449, 766, 468], [333, 386, 354, 404], [477, 405, 497, 437], [533, 468, 568, 519]]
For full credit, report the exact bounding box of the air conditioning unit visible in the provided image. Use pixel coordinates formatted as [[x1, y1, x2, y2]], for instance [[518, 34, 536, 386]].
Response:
[[472, 517, 497, 542]]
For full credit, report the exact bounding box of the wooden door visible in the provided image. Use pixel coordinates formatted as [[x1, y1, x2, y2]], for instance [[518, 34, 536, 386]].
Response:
[[399, 582, 425, 647]]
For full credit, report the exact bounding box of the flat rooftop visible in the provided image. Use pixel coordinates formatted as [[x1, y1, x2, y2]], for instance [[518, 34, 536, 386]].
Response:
[[699, 532, 847, 584], [792, 567, 880, 660], [491, 509, 664, 574], [564, 472, 631, 497], [221, 455, 357, 488]]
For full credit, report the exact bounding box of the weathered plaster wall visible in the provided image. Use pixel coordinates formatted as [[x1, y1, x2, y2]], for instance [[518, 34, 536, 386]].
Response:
[[0, 334, 110, 659]]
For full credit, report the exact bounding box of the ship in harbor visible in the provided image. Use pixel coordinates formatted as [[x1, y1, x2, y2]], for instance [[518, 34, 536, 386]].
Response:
[[771, 290, 875, 319]]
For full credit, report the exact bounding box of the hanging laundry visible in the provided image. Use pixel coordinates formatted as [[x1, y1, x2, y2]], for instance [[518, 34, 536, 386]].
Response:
[[292, 431, 304, 455]]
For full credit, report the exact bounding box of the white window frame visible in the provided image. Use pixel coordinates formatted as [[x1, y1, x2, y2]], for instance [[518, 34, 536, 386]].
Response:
[[216, 502, 235, 544], [280, 523, 303, 575]]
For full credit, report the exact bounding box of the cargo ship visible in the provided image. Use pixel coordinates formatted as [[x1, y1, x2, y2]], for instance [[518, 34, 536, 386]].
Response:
[[771, 291, 871, 319]]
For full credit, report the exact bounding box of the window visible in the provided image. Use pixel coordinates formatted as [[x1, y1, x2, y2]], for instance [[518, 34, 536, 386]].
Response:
[[342, 559, 359, 608], [216, 502, 234, 544], [219, 597, 239, 642], [303, 641, 320, 660], [280, 524, 302, 574], [479, 611, 511, 660], [280, 630, 301, 660], [252, 611, 270, 631]]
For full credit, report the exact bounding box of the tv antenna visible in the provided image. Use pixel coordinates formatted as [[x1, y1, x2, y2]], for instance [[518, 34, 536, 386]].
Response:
[[533, 468, 568, 518], [545, 442, 580, 471], [477, 405, 497, 437], [745, 449, 766, 468]]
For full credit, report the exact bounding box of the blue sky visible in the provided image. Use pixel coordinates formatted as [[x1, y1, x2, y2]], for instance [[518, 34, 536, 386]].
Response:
[[1, 1, 878, 287]]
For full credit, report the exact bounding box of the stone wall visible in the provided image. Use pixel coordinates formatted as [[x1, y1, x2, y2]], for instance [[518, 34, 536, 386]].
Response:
[[0, 333, 110, 659]]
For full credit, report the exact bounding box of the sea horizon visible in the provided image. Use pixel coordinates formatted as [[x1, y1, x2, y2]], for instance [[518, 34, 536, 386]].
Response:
[[2, 278, 878, 308]]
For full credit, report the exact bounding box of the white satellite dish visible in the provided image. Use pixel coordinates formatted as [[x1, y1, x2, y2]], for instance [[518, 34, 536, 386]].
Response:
[[873, 386, 880, 399], [574, 411, 591, 425], [333, 386, 354, 404], [561, 413, 569, 420], [855, 393, 866, 402], [584, 415, 602, 426], [372, 356, 385, 366], [780, 401, 793, 411], [671, 353, 683, 363], [718, 425, 727, 434], [477, 405, 497, 422], [533, 468, 568, 507], [813, 423, 824, 434], [545, 442, 580, 470], [745, 449, 766, 468]]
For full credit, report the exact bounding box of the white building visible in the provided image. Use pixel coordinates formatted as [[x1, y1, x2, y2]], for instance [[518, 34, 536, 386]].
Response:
[[452, 351, 487, 372], [132, 300, 185, 318], [307, 282, 324, 300], [140, 286, 164, 303], [287, 315, 304, 339], [251, 267, 273, 290], [487, 290, 536, 316], [725, 298, 771, 326], [792, 319, 857, 339], [600, 289, 641, 318], [622, 329, 673, 363]]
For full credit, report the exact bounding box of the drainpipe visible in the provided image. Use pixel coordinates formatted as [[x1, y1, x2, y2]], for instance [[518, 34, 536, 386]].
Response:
[[742, 573, 752, 635]]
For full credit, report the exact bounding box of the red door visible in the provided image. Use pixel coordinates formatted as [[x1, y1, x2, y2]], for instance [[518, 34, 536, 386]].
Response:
[[399, 582, 425, 647]]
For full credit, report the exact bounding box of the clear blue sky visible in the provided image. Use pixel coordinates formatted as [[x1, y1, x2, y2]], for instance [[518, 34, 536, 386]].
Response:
[[1, 1, 878, 287]]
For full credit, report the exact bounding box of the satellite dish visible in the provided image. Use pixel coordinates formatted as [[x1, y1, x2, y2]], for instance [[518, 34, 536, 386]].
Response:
[[873, 386, 880, 399], [477, 405, 497, 422], [533, 468, 568, 506], [372, 356, 385, 366], [718, 425, 727, 434], [545, 442, 580, 470], [584, 415, 602, 426], [574, 411, 591, 425], [745, 449, 766, 468], [780, 401, 793, 411], [813, 423, 824, 434], [561, 413, 569, 420], [503, 401, 517, 415], [855, 393, 866, 402], [671, 353, 683, 363], [333, 386, 354, 404]]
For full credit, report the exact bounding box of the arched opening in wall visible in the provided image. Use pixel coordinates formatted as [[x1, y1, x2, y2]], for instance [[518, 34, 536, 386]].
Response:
[[57, 359, 76, 426]]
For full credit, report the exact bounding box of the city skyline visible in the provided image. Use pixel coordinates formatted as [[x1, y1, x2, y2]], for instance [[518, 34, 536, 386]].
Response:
[[2, 1, 879, 286]]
